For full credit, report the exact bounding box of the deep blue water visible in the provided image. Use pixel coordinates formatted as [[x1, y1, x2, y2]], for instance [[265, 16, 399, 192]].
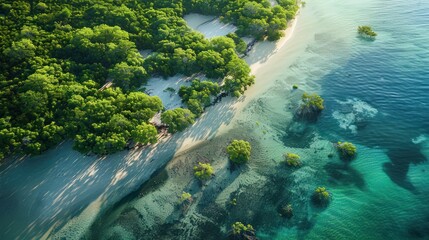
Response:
[[318, 0, 429, 192]]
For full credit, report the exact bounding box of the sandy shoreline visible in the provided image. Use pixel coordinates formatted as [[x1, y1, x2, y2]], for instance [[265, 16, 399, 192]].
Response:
[[217, 13, 300, 136], [176, 14, 300, 153]]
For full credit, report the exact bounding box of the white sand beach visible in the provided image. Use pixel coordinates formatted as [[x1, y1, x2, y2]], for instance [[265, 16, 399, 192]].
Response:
[[144, 75, 191, 110], [184, 13, 237, 39]]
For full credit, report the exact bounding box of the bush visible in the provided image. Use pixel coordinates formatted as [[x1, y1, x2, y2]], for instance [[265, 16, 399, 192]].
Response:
[[358, 25, 377, 39], [302, 93, 324, 111], [279, 204, 293, 218], [179, 191, 192, 203], [230, 222, 255, 238], [227, 140, 251, 164], [312, 186, 331, 206], [285, 153, 301, 167], [296, 93, 324, 121], [292, 84, 298, 89], [336, 141, 357, 160], [193, 162, 214, 181]]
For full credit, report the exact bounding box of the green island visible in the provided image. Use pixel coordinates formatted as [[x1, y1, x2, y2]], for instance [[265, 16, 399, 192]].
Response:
[[284, 152, 301, 167], [336, 141, 357, 160], [296, 92, 325, 121], [357, 25, 377, 39], [0, 0, 298, 160], [312, 186, 331, 206]]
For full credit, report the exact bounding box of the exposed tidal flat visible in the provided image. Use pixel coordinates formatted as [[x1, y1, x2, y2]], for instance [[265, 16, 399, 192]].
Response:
[[89, 0, 429, 239]]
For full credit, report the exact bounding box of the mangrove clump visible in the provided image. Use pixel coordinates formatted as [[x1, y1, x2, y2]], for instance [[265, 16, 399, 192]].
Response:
[[358, 25, 377, 39], [285, 153, 301, 167], [193, 162, 214, 181], [161, 108, 196, 133], [179, 192, 192, 204], [296, 93, 324, 121], [312, 186, 331, 206], [227, 140, 252, 165], [229, 222, 257, 240], [336, 141, 357, 160]]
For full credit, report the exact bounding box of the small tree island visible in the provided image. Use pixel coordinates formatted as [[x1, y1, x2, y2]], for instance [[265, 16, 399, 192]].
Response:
[[312, 186, 331, 207], [179, 192, 192, 204], [193, 162, 214, 181], [336, 141, 357, 160], [296, 93, 325, 121], [227, 140, 252, 165], [358, 25, 377, 39], [285, 153, 301, 167], [229, 222, 257, 240]]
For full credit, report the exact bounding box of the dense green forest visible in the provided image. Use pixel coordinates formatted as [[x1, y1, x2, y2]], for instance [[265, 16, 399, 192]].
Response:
[[0, 0, 298, 159]]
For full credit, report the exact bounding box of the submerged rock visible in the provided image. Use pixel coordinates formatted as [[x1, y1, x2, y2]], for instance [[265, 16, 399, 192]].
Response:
[[279, 204, 294, 219]]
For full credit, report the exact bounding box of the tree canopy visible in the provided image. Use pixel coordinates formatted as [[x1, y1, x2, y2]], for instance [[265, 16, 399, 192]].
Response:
[[296, 93, 325, 121], [161, 108, 196, 133], [312, 187, 331, 206], [193, 162, 214, 181], [227, 140, 252, 164], [285, 153, 301, 167], [229, 222, 256, 239], [358, 25, 377, 39], [336, 141, 357, 160], [0, 0, 297, 160]]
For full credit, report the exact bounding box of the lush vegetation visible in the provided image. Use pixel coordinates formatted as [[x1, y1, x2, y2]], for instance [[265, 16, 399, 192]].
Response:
[[161, 108, 195, 133], [336, 141, 357, 160], [358, 25, 377, 39], [227, 140, 252, 164], [229, 222, 256, 240], [0, 0, 297, 160], [186, 0, 298, 40], [312, 186, 331, 206], [284, 152, 301, 167], [226, 33, 247, 55], [179, 79, 220, 116], [179, 191, 192, 203], [296, 93, 324, 121], [193, 162, 214, 181]]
